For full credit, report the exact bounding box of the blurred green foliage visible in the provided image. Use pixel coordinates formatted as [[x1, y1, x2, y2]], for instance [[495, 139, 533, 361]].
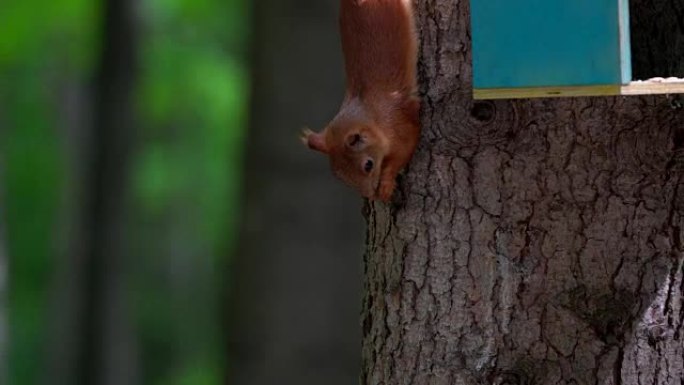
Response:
[[0, 0, 248, 383], [2, 80, 62, 385]]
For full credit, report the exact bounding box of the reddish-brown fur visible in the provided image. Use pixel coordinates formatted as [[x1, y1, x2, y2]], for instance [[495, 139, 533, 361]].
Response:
[[302, 0, 420, 201]]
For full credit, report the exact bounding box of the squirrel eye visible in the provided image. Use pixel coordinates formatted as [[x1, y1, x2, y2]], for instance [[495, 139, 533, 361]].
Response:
[[363, 159, 374, 173]]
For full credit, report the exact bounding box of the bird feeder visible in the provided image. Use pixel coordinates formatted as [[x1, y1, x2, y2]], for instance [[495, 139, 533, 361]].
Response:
[[470, 0, 684, 99]]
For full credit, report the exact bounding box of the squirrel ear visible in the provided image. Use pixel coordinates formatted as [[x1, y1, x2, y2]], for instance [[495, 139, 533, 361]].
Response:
[[301, 128, 329, 154], [345, 132, 366, 151]]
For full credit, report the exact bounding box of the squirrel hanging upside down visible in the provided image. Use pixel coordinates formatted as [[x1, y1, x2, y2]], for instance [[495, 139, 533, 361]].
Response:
[[302, 0, 421, 202]]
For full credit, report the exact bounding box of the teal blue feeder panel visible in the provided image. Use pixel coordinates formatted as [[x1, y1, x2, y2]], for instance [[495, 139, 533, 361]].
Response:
[[471, 0, 632, 89]]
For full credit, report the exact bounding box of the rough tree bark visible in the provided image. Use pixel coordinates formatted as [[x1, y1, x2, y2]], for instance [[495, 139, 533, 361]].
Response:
[[361, 1, 684, 384]]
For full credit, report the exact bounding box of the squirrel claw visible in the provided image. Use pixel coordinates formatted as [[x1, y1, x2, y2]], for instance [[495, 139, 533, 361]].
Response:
[[300, 128, 314, 146]]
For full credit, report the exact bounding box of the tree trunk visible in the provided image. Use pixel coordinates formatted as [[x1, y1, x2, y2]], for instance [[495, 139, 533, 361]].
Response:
[[77, 0, 139, 383], [361, 1, 684, 384], [46, 79, 91, 385], [228, 0, 363, 384]]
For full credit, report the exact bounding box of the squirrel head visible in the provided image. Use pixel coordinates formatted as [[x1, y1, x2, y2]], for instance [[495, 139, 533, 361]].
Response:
[[303, 95, 419, 201], [302, 102, 393, 200]]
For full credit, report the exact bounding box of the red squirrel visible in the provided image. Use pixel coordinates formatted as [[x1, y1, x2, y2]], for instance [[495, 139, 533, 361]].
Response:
[[302, 0, 420, 202]]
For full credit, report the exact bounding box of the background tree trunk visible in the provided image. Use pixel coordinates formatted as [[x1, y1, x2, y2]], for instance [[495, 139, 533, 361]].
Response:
[[76, 0, 139, 383], [46, 80, 91, 385], [228, 0, 364, 384], [362, 1, 684, 384]]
